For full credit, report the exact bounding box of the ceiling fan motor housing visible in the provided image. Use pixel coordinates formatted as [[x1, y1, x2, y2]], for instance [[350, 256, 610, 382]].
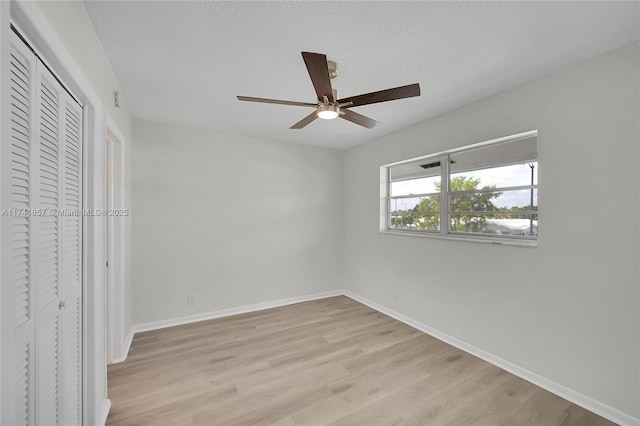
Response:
[[327, 61, 338, 79]]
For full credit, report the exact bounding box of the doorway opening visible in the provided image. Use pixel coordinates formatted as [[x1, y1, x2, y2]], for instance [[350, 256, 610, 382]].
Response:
[[106, 125, 125, 363]]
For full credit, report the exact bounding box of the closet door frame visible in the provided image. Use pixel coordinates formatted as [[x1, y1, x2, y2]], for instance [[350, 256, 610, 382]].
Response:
[[2, 3, 111, 425]]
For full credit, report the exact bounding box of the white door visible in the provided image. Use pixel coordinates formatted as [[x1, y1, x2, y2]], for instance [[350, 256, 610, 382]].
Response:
[[4, 30, 83, 426], [8, 28, 38, 426], [59, 72, 83, 426]]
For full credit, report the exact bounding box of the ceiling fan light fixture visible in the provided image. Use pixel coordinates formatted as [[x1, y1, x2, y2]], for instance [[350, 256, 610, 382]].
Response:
[[317, 104, 339, 119]]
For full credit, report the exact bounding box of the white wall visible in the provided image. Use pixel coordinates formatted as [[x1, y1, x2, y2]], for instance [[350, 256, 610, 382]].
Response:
[[344, 42, 639, 418], [132, 120, 344, 324]]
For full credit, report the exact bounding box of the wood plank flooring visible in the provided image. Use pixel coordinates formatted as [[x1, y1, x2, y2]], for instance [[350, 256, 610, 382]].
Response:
[[107, 296, 615, 426]]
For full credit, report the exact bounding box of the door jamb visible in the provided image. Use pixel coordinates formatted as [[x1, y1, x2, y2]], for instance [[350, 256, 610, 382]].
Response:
[[105, 121, 126, 364]]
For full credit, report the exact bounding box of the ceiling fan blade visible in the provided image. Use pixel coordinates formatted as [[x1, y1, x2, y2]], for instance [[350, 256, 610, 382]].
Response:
[[237, 96, 317, 107], [301, 52, 334, 103], [340, 109, 379, 129], [337, 83, 420, 108], [290, 111, 318, 129]]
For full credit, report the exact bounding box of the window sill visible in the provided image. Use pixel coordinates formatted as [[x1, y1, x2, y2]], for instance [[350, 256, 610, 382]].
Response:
[[380, 229, 538, 248]]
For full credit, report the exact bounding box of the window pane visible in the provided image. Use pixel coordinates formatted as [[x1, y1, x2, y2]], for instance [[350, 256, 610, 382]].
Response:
[[450, 212, 537, 236], [390, 195, 440, 231], [390, 195, 439, 213], [450, 136, 537, 175], [450, 189, 538, 214], [390, 212, 440, 231], [450, 161, 537, 189], [390, 158, 442, 182], [390, 175, 440, 196]]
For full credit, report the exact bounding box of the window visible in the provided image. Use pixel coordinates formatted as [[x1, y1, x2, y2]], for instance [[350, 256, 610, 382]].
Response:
[[383, 131, 538, 245]]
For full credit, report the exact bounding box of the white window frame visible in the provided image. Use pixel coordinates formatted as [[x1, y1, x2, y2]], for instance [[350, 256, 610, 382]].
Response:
[[380, 130, 538, 248]]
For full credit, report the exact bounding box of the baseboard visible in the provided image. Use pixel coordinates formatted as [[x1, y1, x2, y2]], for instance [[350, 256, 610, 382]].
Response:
[[123, 326, 134, 358], [132, 290, 344, 334], [342, 290, 639, 426], [98, 398, 111, 426], [110, 327, 135, 364]]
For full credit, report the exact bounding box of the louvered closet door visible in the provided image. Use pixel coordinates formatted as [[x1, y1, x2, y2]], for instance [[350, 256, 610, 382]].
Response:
[[5, 30, 83, 426], [59, 86, 83, 426], [9, 30, 38, 426], [35, 56, 64, 426], [34, 56, 84, 426]]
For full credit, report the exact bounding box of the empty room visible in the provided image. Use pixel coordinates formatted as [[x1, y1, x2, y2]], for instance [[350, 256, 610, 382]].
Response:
[[1, 1, 639, 425]]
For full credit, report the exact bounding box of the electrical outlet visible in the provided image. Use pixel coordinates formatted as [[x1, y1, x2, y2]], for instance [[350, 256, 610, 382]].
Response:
[[392, 289, 398, 301], [187, 295, 196, 306]]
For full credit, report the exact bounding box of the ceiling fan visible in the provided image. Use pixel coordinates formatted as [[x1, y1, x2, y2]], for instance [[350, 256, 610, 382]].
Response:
[[237, 52, 421, 129]]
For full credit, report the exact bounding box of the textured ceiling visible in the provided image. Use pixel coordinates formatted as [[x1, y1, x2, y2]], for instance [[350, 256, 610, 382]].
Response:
[[84, 1, 639, 150]]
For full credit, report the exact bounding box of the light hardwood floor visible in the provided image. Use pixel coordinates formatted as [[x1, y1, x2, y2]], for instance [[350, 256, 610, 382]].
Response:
[[107, 296, 615, 426]]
